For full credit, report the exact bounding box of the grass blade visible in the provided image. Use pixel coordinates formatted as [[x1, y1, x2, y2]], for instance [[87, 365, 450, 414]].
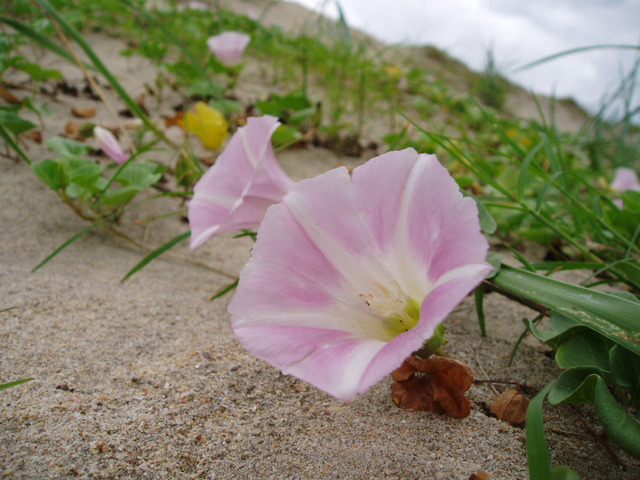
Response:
[[474, 285, 487, 337], [210, 279, 239, 301], [526, 382, 554, 480], [32, 218, 107, 272], [121, 231, 190, 282], [115, 0, 206, 75], [0, 125, 31, 164], [0, 16, 92, 70], [32, 0, 167, 142], [0, 378, 34, 390], [515, 44, 640, 73]]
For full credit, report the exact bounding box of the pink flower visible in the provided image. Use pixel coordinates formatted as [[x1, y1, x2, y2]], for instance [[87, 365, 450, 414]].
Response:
[[206, 32, 251, 66], [187, 1, 207, 10], [612, 167, 640, 193], [94, 126, 130, 165], [611, 167, 640, 209], [229, 149, 492, 402], [188, 115, 293, 249]]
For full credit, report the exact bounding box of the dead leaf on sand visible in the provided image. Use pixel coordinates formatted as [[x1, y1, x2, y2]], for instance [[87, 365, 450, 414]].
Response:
[[164, 110, 184, 129], [71, 106, 97, 118], [469, 469, 490, 480], [0, 84, 21, 104], [391, 355, 474, 418], [489, 389, 529, 426], [24, 130, 43, 144]]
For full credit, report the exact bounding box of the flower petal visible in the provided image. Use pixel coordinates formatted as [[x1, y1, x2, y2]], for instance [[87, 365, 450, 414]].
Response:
[[612, 167, 640, 193], [207, 32, 251, 66], [188, 115, 292, 249], [94, 126, 129, 165], [357, 262, 491, 395], [230, 150, 491, 401]]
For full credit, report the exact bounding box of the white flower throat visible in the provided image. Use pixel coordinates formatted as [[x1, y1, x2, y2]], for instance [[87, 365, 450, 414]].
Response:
[[360, 280, 421, 340]]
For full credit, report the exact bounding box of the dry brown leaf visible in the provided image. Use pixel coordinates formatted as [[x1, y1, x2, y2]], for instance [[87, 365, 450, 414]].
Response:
[[164, 110, 184, 129], [71, 106, 97, 118], [0, 84, 21, 104], [469, 469, 490, 480], [391, 355, 474, 418], [65, 121, 80, 136], [489, 389, 529, 426], [24, 130, 43, 144]]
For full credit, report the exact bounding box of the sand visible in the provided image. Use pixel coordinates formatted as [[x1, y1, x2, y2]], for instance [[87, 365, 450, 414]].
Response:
[[2, 1, 639, 478]]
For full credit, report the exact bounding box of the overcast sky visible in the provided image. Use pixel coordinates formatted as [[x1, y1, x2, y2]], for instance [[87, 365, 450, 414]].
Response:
[[289, 0, 640, 116]]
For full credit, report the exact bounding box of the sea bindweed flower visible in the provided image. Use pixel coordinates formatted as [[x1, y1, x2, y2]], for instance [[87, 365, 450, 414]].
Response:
[[611, 167, 640, 208], [94, 126, 130, 165], [229, 149, 492, 402], [188, 115, 293, 249], [611, 167, 640, 193], [206, 32, 251, 67]]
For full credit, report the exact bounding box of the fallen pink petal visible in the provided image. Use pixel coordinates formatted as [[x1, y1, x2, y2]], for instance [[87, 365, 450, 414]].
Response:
[[207, 31, 251, 66], [188, 115, 293, 249], [93, 126, 130, 165], [229, 149, 492, 402]]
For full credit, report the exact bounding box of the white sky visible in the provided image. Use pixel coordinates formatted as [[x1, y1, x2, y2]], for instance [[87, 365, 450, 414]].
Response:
[[288, 0, 640, 116]]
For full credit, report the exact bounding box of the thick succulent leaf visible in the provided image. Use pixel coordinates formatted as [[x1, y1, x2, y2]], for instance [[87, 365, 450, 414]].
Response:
[[493, 265, 640, 356], [609, 344, 640, 405], [548, 370, 640, 459], [551, 466, 580, 480], [548, 367, 602, 405], [554, 331, 613, 371], [593, 375, 640, 458], [525, 312, 586, 349]]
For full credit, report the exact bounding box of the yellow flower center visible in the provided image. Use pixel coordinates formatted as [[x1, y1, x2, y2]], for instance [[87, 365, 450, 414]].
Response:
[[360, 281, 421, 340]]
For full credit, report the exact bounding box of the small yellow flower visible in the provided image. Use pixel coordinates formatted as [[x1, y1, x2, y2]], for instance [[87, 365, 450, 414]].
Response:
[[184, 102, 229, 150], [384, 64, 403, 80]]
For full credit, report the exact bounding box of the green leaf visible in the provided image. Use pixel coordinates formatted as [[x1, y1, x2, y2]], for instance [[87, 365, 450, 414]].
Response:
[[555, 332, 612, 371], [525, 312, 585, 350], [62, 159, 104, 189], [113, 163, 161, 189], [526, 382, 554, 480], [621, 190, 640, 212], [0, 109, 35, 135], [185, 78, 224, 99], [32, 159, 67, 190], [208, 98, 243, 118], [121, 231, 190, 282], [15, 61, 61, 80], [474, 285, 486, 337], [475, 197, 497, 234], [271, 125, 303, 148], [0, 378, 33, 390], [548, 370, 640, 458], [492, 265, 640, 356], [485, 252, 502, 279], [288, 106, 317, 126], [98, 186, 140, 207], [609, 344, 640, 402], [593, 375, 640, 458], [46, 136, 92, 157], [550, 465, 580, 480], [548, 367, 601, 405]]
